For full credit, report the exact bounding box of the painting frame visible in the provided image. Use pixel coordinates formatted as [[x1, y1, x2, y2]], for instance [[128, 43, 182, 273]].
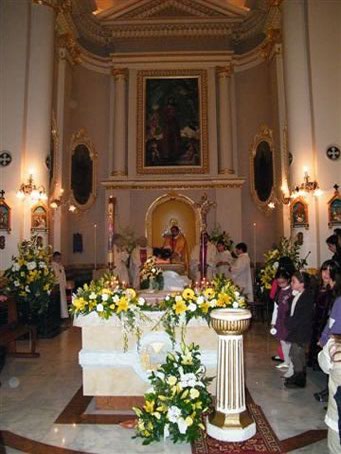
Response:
[[328, 187, 341, 228], [0, 195, 11, 233], [136, 69, 209, 175], [249, 124, 276, 214], [31, 204, 48, 232], [291, 197, 309, 230]]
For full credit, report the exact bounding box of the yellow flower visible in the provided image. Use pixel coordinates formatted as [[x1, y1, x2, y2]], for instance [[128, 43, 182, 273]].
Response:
[[43, 284, 50, 291], [125, 288, 136, 299], [185, 416, 193, 427], [117, 296, 128, 313], [217, 293, 231, 307], [200, 302, 210, 313], [109, 303, 116, 310], [167, 376, 177, 386], [204, 288, 215, 299], [190, 388, 200, 399], [182, 288, 195, 300], [73, 297, 86, 310], [173, 299, 187, 315], [102, 288, 112, 295], [144, 400, 154, 413]]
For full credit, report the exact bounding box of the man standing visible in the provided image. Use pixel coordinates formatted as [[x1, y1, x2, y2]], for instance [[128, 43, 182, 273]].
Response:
[[162, 224, 189, 272], [231, 242, 254, 302], [51, 252, 68, 320], [130, 237, 153, 289], [215, 240, 233, 279]]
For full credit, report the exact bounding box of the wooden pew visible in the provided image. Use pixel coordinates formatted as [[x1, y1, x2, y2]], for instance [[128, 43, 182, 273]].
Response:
[[0, 296, 39, 359]]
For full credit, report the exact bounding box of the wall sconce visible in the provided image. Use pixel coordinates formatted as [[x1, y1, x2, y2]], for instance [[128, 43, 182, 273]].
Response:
[[49, 187, 77, 213], [16, 174, 48, 202]]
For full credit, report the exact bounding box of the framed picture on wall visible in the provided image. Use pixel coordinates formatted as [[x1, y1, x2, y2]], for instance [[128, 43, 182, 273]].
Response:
[[0, 191, 11, 233], [291, 197, 309, 230], [328, 185, 341, 228], [136, 69, 209, 174], [31, 205, 48, 232]]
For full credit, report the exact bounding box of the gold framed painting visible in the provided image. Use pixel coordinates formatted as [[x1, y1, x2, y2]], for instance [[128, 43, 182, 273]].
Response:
[[328, 186, 341, 228], [291, 197, 309, 230], [136, 69, 209, 175]]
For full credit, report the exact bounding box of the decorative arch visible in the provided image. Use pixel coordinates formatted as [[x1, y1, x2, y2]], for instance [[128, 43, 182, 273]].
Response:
[[145, 192, 201, 254]]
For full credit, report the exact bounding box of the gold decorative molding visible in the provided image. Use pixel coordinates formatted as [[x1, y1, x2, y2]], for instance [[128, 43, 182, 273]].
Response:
[[259, 28, 281, 61], [218, 169, 234, 175], [69, 128, 97, 212], [249, 123, 276, 215], [101, 179, 245, 190], [216, 63, 234, 78], [136, 69, 209, 175], [111, 170, 127, 177], [57, 33, 82, 65], [33, 0, 71, 14], [111, 68, 128, 80]]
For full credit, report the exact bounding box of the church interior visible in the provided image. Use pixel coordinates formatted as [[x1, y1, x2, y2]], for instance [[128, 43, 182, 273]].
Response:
[[0, 0, 341, 453]]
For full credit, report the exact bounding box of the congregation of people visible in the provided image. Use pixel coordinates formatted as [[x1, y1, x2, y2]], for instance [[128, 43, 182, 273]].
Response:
[[269, 229, 341, 454]]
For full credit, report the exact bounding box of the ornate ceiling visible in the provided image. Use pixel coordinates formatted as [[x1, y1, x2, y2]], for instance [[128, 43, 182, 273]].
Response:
[[57, 0, 280, 57]]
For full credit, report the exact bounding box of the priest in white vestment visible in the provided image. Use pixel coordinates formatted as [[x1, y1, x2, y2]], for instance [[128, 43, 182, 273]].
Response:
[[51, 251, 68, 319], [215, 241, 233, 279], [130, 236, 153, 289], [190, 233, 217, 281], [231, 242, 254, 302], [113, 235, 129, 284]]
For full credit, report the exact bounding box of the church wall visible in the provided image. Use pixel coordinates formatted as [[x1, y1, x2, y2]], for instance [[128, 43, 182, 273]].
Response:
[[62, 65, 110, 267], [0, 1, 30, 270], [235, 61, 283, 263], [307, 0, 341, 264]]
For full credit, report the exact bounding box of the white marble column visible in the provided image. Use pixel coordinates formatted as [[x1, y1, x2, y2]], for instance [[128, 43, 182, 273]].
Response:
[[217, 65, 234, 175], [112, 68, 128, 176], [282, 0, 319, 266], [207, 309, 255, 442], [23, 1, 55, 239]]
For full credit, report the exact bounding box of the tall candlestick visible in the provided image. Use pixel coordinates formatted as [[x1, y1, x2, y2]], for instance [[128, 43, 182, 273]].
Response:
[[253, 222, 257, 280], [94, 224, 97, 270]]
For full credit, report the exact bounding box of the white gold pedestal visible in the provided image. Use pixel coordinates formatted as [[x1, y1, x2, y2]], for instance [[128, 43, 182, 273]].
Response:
[[206, 309, 256, 442]]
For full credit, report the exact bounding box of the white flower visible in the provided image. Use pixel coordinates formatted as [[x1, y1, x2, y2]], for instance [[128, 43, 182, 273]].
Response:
[[25, 285, 31, 293], [175, 295, 183, 303], [151, 268, 156, 273], [12, 263, 20, 272], [138, 297, 145, 306], [235, 291, 240, 297], [27, 261, 36, 270], [14, 281, 20, 287], [180, 372, 197, 388], [96, 304, 104, 312], [273, 261, 279, 270], [210, 298, 217, 307], [233, 301, 239, 308], [113, 295, 120, 303], [101, 293, 109, 302], [177, 417, 188, 434], [165, 295, 170, 301], [196, 296, 204, 305], [89, 292, 97, 300], [188, 302, 197, 312], [39, 261, 46, 268], [167, 406, 182, 423], [155, 371, 165, 380]]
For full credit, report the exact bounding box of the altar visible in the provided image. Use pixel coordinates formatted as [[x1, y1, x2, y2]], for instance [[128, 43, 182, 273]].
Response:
[[74, 306, 217, 409]]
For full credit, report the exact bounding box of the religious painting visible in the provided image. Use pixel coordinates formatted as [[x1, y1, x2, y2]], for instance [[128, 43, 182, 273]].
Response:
[[0, 192, 11, 233], [137, 70, 208, 174], [328, 186, 341, 227], [31, 205, 48, 232], [291, 198, 309, 229], [249, 124, 276, 213], [70, 129, 96, 210]]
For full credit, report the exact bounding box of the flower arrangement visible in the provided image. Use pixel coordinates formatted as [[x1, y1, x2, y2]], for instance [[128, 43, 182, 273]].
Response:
[[259, 237, 307, 289], [133, 342, 213, 445], [159, 276, 247, 343], [4, 236, 55, 319], [140, 256, 164, 290], [209, 225, 233, 250], [70, 273, 147, 350]]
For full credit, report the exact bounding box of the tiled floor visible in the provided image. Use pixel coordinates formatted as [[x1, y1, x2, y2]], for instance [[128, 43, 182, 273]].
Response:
[[0, 322, 328, 453]]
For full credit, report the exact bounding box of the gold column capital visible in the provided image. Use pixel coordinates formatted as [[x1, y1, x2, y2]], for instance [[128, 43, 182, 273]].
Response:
[[260, 28, 282, 61], [111, 68, 128, 81], [216, 63, 234, 79]]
